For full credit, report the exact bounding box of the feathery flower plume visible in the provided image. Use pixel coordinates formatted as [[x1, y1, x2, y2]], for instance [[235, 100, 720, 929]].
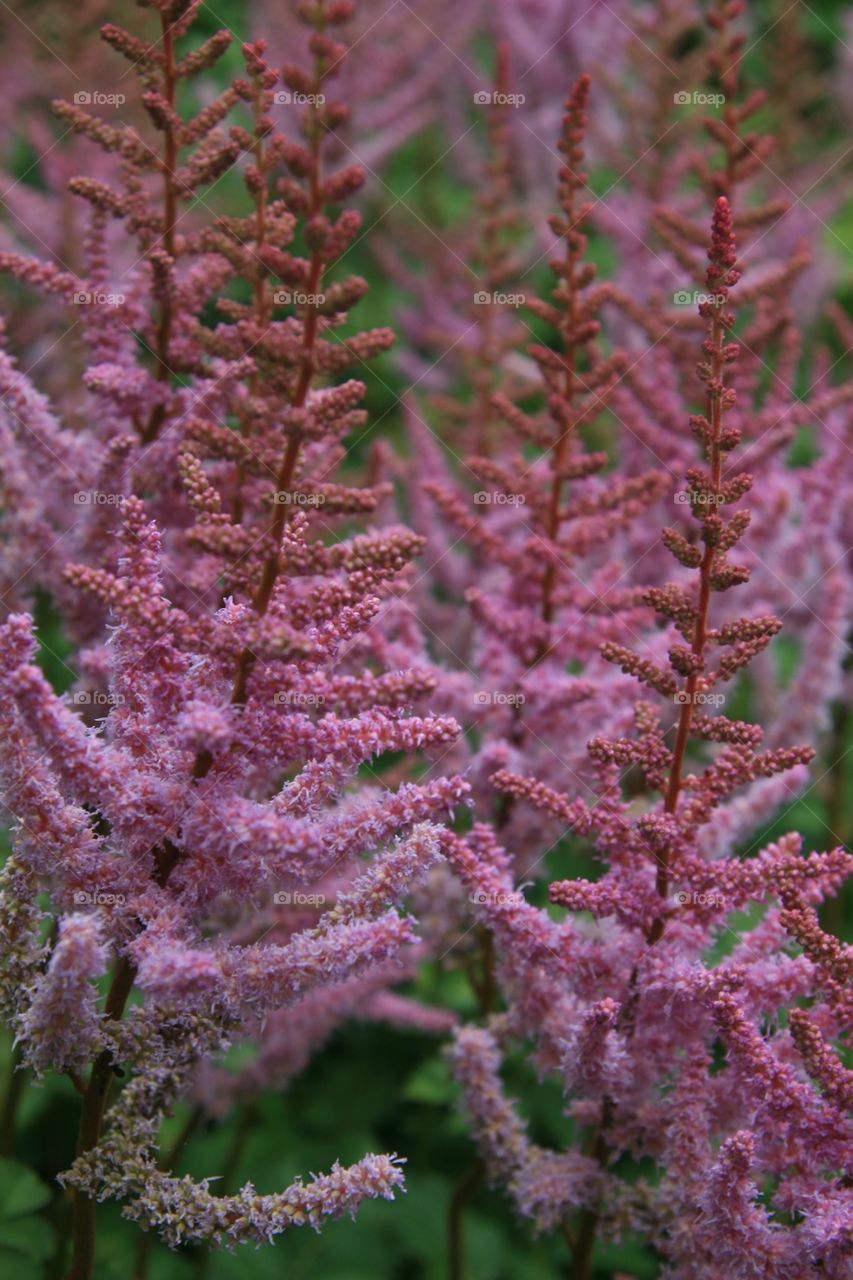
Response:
[[0, 3, 468, 1276], [447, 189, 853, 1277]]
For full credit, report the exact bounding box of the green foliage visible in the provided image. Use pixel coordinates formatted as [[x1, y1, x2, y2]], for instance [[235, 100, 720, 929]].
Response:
[[0, 1159, 54, 1278]]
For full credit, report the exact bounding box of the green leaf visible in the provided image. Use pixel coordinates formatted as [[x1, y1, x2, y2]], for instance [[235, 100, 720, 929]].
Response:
[[0, 1160, 52, 1220], [0, 1216, 54, 1263], [402, 1057, 455, 1105]]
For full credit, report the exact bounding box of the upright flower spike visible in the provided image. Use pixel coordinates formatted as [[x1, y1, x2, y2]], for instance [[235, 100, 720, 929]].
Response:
[[380, 40, 527, 452], [430, 69, 668, 621], [175, 11, 401, 711], [414, 76, 668, 879], [600, 2, 853, 781], [0, 4, 471, 1276], [604, 0, 801, 352], [0, 6, 243, 629], [42, 0, 245, 445], [597, 197, 816, 939], [529, 74, 613, 625], [448, 194, 853, 1277], [604, 10, 853, 852], [0, 492, 467, 1271], [0, 0, 396, 646], [34, 474, 464, 1257]]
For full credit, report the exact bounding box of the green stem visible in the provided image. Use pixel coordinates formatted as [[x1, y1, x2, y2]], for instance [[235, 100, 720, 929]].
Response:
[[0, 1040, 26, 1157], [449, 1161, 482, 1280], [68, 956, 136, 1280]]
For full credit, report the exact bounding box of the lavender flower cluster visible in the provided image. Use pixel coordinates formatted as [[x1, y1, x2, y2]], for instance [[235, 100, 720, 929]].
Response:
[[0, 1, 851, 1277]]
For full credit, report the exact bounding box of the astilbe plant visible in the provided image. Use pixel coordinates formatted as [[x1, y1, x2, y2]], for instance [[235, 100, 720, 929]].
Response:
[[386, 6, 851, 842], [595, 0, 805, 308], [445, 187, 853, 1276], [368, 0, 852, 368], [0, 1, 471, 1276], [0, 0, 402, 628], [257, 0, 485, 175], [601, 0, 853, 839], [412, 76, 669, 869], [1, 3, 852, 1278]]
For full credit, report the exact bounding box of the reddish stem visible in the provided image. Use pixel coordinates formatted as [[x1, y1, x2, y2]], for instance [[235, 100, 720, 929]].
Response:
[[649, 307, 725, 944], [141, 14, 178, 445], [197, 32, 329, 760], [233, 72, 273, 525], [67, 955, 137, 1280], [540, 188, 579, 631]]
